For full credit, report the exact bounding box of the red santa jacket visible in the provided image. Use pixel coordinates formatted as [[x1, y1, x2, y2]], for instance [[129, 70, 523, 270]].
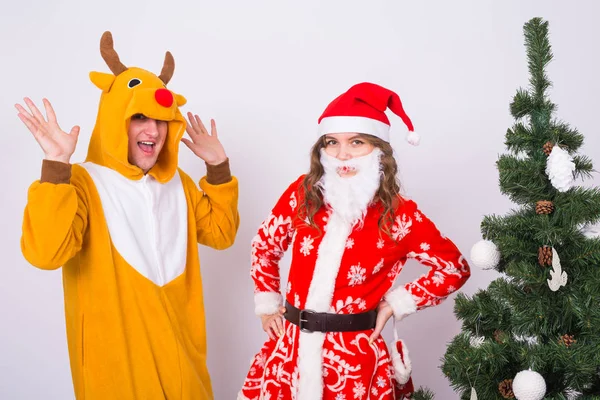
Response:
[[244, 175, 470, 400]]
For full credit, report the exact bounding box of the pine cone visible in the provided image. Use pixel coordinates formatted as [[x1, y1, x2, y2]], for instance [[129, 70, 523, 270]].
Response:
[[538, 246, 553, 267], [536, 200, 554, 215], [494, 329, 507, 344], [499, 379, 515, 398], [543, 141, 554, 156], [559, 334, 577, 347]]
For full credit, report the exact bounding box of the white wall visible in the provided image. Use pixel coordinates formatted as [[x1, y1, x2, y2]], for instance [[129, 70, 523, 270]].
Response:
[[1, 1, 599, 398]]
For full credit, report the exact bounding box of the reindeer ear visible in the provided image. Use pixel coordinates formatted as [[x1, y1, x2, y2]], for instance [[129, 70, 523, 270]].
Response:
[[175, 93, 187, 107], [90, 71, 115, 91]]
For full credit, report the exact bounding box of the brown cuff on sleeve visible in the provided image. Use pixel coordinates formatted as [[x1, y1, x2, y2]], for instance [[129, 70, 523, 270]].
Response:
[[206, 158, 232, 185], [41, 159, 72, 184]]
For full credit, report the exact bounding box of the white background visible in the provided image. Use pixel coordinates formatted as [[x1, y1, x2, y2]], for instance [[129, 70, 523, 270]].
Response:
[[1, 1, 599, 398]]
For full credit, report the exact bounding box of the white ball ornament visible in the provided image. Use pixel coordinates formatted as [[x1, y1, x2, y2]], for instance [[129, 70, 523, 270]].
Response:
[[470, 240, 501, 270], [513, 369, 546, 400]]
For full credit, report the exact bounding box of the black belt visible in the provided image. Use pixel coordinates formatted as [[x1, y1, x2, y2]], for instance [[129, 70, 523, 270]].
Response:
[[284, 301, 377, 333]]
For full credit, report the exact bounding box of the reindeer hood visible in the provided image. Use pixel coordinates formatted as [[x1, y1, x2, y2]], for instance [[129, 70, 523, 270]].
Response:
[[85, 31, 187, 183]]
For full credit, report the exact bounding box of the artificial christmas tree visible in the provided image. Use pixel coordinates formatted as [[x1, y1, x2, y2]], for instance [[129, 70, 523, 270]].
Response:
[[441, 17, 600, 399]]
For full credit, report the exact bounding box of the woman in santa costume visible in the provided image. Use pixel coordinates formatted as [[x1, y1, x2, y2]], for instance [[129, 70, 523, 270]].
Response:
[[238, 82, 471, 400]]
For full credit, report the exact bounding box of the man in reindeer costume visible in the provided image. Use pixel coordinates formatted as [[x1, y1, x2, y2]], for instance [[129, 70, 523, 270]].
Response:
[[16, 32, 239, 399]]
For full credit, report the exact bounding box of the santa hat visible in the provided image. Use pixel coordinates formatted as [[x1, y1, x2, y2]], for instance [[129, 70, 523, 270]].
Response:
[[317, 82, 419, 145]]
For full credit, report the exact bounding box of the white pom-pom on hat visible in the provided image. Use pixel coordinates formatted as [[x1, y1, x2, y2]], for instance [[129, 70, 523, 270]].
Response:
[[406, 131, 420, 146]]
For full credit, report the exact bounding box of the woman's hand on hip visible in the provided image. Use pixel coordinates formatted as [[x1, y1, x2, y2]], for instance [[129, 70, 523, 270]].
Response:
[[369, 300, 393, 344], [260, 306, 287, 340]]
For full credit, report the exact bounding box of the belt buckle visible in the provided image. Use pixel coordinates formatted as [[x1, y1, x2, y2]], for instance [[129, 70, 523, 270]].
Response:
[[298, 309, 316, 333]]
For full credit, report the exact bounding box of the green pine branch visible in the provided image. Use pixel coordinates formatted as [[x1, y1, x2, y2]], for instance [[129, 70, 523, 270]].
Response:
[[412, 388, 435, 400], [573, 155, 595, 179], [497, 154, 550, 204], [553, 187, 600, 226], [524, 17, 554, 102]]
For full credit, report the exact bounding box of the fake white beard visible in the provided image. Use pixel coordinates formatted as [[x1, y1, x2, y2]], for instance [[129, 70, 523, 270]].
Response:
[[317, 148, 383, 226]]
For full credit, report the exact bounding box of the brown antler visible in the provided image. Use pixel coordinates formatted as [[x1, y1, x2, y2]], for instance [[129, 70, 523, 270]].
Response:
[[100, 31, 127, 75], [159, 51, 175, 85]]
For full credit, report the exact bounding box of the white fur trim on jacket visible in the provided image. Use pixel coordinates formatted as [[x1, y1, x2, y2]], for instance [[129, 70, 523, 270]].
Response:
[[391, 338, 412, 384], [384, 286, 418, 320], [297, 212, 352, 400], [237, 392, 250, 400], [254, 291, 283, 316]]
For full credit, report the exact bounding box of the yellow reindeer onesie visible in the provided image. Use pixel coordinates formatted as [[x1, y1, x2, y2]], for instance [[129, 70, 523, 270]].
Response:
[[20, 32, 239, 399]]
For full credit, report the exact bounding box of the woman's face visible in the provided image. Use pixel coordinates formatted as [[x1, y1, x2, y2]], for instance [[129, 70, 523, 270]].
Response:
[[322, 133, 375, 177]]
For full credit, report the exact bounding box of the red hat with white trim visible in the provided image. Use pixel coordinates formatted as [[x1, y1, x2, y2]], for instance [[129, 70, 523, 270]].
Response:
[[317, 82, 419, 145]]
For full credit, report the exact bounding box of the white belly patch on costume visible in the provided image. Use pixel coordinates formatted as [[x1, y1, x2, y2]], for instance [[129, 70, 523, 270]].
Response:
[[81, 162, 188, 286]]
